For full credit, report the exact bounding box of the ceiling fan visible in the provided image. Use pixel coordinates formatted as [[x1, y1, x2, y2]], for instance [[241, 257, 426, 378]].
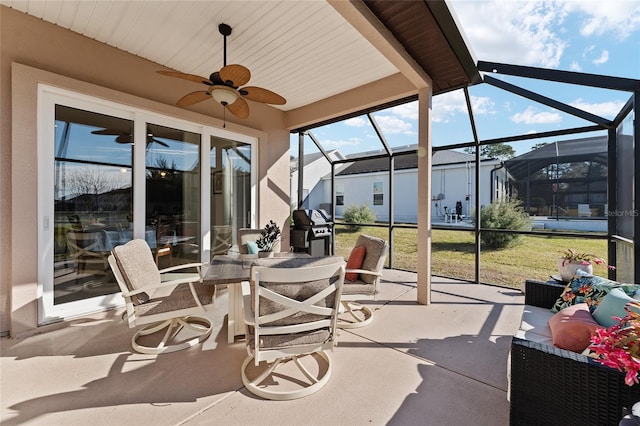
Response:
[[91, 128, 169, 148], [157, 23, 286, 121]]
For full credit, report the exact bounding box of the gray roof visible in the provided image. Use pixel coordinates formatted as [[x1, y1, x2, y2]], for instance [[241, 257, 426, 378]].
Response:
[[291, 150, 343, 173], [336, 147, 476, 176]]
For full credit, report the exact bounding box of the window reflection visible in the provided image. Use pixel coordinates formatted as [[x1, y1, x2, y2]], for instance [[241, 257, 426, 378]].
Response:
[[54, 105, 132, 305], [210, 136, 252, 256], [146, 123, 201, 268]]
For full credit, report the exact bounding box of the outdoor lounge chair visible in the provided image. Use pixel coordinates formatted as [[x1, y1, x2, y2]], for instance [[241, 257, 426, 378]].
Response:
[[241, 256, 345, 400], [108, 239, 215, 354], [339, 234, 389, 328]]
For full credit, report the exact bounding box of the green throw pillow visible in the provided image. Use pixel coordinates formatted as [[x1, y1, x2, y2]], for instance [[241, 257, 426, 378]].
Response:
[[592, 288, 640, 327]]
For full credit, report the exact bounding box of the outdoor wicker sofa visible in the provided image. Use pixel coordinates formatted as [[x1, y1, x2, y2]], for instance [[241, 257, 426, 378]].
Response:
[[510, 279, 640, 426]]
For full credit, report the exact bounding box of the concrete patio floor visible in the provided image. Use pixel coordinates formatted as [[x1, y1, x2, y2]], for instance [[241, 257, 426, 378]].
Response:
[[1, 270, 525, 426]]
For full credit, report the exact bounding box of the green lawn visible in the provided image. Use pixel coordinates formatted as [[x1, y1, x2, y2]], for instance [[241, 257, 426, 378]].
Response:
[[333, 225, 610, 288]]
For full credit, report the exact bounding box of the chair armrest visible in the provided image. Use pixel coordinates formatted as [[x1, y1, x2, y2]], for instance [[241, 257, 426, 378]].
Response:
[[127, 272, 203, 295], [159, 262, 207, 274], [241, 281, 255, 326], [344, 268, 383, 277], [524, 279, 565, 308]]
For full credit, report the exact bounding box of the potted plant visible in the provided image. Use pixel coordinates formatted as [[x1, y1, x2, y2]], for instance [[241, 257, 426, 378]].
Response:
[[557, 248, 613, 281], [255, 220, 281, 257]]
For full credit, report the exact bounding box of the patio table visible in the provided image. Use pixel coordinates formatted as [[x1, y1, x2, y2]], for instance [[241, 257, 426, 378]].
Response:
[[202, 252, 310, 343]]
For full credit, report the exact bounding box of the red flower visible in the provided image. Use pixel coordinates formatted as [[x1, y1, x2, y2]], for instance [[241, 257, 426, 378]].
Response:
[[589, 301, 640, 386]]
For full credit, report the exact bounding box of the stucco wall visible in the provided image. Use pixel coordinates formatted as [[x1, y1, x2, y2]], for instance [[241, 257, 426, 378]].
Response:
[[1, 6, 291, 336]]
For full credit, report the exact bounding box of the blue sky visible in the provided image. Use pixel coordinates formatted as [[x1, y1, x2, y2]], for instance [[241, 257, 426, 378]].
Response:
[[292, 0, 640, 157]]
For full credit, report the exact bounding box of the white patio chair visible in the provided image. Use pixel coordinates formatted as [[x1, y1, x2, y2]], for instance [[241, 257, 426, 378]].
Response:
[[241, 256, 345, 400], [339, 234, 389, 329], [237, 228, 263, 254], [66, 229, 109, 274], [154, 215, 176, 266], [237, 227, 282, 254], [108, 239, 215, 354], [211, 224, 232, 256]]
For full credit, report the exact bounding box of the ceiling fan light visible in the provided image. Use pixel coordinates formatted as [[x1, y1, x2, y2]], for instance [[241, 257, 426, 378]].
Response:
[[211, 86, 238, 106]]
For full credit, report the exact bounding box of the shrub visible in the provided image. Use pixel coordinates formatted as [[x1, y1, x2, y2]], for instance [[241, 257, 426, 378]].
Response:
[[343, 203, 376, 232], [475, 199, 532, 249]]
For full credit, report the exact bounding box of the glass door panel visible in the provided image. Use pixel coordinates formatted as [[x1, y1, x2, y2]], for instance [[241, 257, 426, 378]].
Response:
[[211, 136, 252, 255], [146, 123, 201, 267], [53, 105, 132, 305]]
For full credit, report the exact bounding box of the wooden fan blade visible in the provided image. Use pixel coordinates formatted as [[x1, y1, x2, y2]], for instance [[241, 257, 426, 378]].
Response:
[[226, 96, 249, 119], [115, 134, 132, 144], [91, 128, 122, 135], [219, 64, 251, 87], [157, 70, 212, 85], [240, 86, 286, 105], [176, 91, 211, 107]]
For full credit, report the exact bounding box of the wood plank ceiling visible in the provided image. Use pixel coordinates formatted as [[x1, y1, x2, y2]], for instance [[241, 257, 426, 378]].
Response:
[[1, 0, 480, 113]]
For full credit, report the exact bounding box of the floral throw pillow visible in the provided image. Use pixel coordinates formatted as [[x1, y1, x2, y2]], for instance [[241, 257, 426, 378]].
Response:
[[550, 274, 640, 313]]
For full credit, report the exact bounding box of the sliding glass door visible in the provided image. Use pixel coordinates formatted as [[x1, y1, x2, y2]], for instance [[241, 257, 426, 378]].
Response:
[[51, 105, 132, 308], [210, 136, 253, 258], [145, 123, 201, 268], [39, 86, 256, 324]]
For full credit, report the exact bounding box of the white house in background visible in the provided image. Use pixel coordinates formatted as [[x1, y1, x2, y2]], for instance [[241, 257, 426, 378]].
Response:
[[291, 146, 510, 223], [290, 149, 346, 211]]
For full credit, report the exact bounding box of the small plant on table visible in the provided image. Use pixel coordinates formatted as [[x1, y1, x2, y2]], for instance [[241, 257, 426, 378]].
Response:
[[256, 220, 281, 252]]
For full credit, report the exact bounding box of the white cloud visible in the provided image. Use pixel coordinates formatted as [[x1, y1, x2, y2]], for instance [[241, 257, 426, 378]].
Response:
[[343, 117, 366, 127], [450, 0, 639, 69], [432, 90, 495, 123], [471, 96, 496, 115], [389, 103, 418, 120], [432, 91, 465, 122], [449, 0, 568, 67], [592, 49, 609, 64], [510, 106, 562, 124], [321, 137, 363, 149], [562, 0, 640, 40], [582, 45, 609, 65], [374, 115, 413, 135], [569, 60, 582, 71], [570, 98, 626, 118]]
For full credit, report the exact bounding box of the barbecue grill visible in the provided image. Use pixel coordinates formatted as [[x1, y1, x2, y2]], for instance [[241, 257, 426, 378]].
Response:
[[291, 209, 333, 256]]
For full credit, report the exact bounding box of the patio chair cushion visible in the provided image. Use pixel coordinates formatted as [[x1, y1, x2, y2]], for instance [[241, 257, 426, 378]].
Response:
[[548, 303, 602, 352], [345, 245, 366, 281], [112, 239, 160, 304], [134, 281, 215, 318], [355, 234, 387, 284], [246, 328, 331, 350], [250, 256, 344, 326], [550, 272, 640, 313], [514, 305, 553, 345]]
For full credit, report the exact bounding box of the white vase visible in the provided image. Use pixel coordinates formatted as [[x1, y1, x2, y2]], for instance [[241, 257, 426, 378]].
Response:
[[258, 251, 274, 258], [557, 258, 593, 282]]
